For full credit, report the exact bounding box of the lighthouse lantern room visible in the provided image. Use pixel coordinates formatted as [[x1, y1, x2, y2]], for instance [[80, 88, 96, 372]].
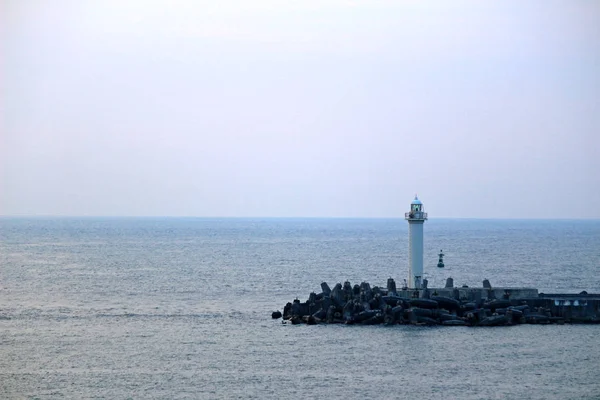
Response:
[[405, 195, 428, 289]]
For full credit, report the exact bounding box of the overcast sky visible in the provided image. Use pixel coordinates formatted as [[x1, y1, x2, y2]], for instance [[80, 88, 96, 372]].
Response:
[[1, 0, 599, 218]]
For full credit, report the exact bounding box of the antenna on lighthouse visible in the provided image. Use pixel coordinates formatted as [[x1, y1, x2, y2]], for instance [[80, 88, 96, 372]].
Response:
[[405, 195, 428, 289]]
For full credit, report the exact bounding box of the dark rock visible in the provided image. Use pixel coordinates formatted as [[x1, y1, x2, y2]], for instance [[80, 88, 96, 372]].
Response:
[[505, 310, 523, 324], [271, 311, 282, 319], [302, 315, 317, 325], [411, 307, 434, 317], [354, 310, 378, 323], [343, 281, 353, 302], [291, 302, 300, 317], [361, 313, 384, 325], [362, 301, 371, 312], [409, 298, 438, 309], [431, 296, 460, 310], [439, 313, 460, 322], [321, 296, 332, 312], [383, 313, 396, 325], [342, 301, 354, 322], [507, 308, 523, 317], [415, 316, 438, 325], [387, 278, 398, 296], [283, 302, 292, 319], [291, 301, 310, 317], [382, 296, 401, 306], [478, 315, 508, 326], [330, 283, 345, 307], [484, 299, 511, 310], [391, 305, 404, 316], [326, 305, 336, 323], [376, 294, 387, 310], [465, 312, 477, 325], [360, 282, 373, 302], [510, 305, 530, 313], [372, 286, 383, 296]]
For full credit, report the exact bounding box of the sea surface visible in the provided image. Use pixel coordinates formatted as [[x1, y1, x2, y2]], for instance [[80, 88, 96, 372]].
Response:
[[1, 217, 599, 399]]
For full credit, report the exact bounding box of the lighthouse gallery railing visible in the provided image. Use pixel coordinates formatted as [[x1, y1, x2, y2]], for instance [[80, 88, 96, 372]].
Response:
[[405, 212, 428, 219]]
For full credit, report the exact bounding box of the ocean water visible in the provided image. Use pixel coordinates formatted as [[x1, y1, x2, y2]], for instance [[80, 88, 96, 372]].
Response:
[[0, 217, 599, 399]]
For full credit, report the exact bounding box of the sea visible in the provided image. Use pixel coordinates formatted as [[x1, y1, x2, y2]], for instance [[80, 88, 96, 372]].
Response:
[[1, 217, 599, 399]]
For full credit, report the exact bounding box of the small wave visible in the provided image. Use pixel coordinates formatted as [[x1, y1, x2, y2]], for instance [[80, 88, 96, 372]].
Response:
[[94, 312, 225, 319]]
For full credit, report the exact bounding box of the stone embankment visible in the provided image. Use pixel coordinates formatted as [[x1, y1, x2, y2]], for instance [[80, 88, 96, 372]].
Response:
[[273, 278, 600, 326]]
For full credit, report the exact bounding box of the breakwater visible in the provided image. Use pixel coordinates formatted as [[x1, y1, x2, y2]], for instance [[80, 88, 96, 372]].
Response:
[[274, 278, 600, 326]]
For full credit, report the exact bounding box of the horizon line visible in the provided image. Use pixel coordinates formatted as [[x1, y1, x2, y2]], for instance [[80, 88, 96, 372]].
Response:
[[1, 215, 599, 221]]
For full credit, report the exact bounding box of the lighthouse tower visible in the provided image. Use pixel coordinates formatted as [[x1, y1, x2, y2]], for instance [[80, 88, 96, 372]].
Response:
[[405, 195, 428, 289]]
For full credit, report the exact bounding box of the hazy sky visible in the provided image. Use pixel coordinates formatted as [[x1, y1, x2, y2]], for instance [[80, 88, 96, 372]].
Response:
[[2, 0, 599, 218]]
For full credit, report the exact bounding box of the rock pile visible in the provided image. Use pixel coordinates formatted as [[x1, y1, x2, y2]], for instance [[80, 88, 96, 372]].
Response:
[[274, 278, 576, 327]]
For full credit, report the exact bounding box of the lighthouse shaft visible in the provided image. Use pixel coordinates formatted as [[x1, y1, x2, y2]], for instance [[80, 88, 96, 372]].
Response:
[[408, 220, 425, 289]]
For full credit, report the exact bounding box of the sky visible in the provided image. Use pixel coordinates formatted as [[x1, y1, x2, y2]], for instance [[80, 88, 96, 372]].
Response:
[[1, 0, 599, 218]]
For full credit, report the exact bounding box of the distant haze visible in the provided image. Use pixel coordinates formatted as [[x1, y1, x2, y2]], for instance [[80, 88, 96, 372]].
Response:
[[2, 1, 599, 218]]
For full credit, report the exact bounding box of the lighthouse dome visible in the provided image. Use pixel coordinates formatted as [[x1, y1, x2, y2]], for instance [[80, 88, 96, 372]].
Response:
[[411, 196, 422, 205]]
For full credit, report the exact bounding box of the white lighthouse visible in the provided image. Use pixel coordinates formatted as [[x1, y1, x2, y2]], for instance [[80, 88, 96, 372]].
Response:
[[405, 195, 428, 289]]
